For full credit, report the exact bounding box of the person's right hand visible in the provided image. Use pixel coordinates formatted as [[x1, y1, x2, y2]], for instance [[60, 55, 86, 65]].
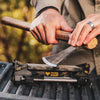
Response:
[[30, 9, 73, 44]]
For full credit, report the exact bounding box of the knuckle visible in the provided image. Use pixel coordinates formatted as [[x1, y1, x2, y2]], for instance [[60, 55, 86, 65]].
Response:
[[94, 27, 100, 35], [30, 25, 34, 30], [30, 22, 39, 30], [38, 24, 44, 31], [30, 22, 44, 31], [76, 22, 83, 28], [33, 27, 37, 32], [96, 26, 100, 30], [88, 14, 95, 17], [72, 35, 76, 41], [77, 22, 82, 25], [48, 38, 56, 44], [39, 23, 44, 27], [45, 24, 50, 28], [79, 36, 82, 41], [87, 36, 91, 40], [72, 32, 78, 40], [84, 24, 90, 30], [76, 22, 81, 27], [30, 24, 38, 31], [83, 24, 92, 32]]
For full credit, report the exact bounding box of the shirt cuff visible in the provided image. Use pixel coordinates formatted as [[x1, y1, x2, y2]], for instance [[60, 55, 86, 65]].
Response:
[[35, 6, 59, 18], [31, 0, 64, 15]]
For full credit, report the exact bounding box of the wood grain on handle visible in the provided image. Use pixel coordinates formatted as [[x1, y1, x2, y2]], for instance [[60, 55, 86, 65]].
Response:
[[1, 16, 98, 49], [1, 17, 31, 31], [1, 17, 70, 41], [56, 30, 70, 40]]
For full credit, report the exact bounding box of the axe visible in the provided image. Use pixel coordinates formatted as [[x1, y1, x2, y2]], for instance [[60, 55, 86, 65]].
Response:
[[42, 46, 76, 67], [1, 17, 98, 67]]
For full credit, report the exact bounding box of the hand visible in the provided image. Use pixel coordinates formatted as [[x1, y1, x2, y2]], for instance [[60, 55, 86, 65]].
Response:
[[30, 9, 73, 44], [68, 14, 100, 46]]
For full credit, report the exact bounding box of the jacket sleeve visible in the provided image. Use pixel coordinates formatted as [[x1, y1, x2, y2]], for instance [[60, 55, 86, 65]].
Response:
[[30, 0, 64, 15]]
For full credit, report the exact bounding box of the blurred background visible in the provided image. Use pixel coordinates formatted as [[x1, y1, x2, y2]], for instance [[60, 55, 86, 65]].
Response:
[[0, 0, 52, 63]]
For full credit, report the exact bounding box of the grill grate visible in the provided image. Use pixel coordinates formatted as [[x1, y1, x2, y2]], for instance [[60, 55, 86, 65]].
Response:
[[0, 62, 100, 100]]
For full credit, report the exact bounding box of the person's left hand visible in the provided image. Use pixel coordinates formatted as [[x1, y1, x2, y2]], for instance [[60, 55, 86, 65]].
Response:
[[68, 14, 100, 46]]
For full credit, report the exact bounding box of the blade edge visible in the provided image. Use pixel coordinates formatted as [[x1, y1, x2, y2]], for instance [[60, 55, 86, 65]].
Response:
[[42, 57, 57, 67]]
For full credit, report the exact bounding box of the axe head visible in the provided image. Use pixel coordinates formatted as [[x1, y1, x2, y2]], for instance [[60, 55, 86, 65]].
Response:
[[42, 46, 76, 67], [42, 56, 58, 67]]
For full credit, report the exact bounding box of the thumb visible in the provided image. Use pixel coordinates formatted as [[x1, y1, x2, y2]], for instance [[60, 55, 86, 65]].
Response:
[[60, 21, 73, 32]]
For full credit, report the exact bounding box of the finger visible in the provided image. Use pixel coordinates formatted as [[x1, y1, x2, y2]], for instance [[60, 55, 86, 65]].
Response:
[[45, 24, 58, 44], [37, 23, 49, 45], [76, 23, 92, 46], [30, 19, 38, 31], [83, 27, 100, 44], [68, 33, 73, 44], [60, 19, 73, 32], [33, 27, 42, 42], [43, 25, 48, 45], [36, 25, 44, 44], [70, 22, 84, 46], [30, 30, 39, 41]]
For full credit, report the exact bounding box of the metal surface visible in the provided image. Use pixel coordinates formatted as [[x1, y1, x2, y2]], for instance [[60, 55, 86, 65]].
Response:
[[27, 64, 82, 72], [42, 46, 76, 67], [33, 77, 77, 82], [0, 62, 100, 100]]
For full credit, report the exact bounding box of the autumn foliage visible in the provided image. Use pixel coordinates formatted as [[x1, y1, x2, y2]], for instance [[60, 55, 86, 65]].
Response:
[[0, 0, 52, 63]]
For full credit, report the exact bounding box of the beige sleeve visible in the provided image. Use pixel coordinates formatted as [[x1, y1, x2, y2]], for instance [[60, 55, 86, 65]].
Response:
[[30, 0, 64, 14]]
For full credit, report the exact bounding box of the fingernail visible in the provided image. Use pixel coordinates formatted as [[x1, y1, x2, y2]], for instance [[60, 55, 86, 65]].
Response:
[[83, 40, 87, 44], [71, 40, 76, 46], [77, 41, 80, 46], [72, 40, 74, 43], [68, 40, 70, 44], [71, 40, 74, 44]]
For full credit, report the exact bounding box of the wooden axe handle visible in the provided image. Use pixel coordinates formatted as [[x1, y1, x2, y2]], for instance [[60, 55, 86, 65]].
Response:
[[1, 16, 98, 49], [1, 17, 31, 31]]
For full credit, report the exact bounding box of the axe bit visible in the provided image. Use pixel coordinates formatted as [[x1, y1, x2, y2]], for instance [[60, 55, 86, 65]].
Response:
[[42, 46, 77, 67]]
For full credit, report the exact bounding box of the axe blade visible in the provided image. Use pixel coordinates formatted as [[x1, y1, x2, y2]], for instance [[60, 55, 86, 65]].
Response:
[[42, 46, 76, 67]]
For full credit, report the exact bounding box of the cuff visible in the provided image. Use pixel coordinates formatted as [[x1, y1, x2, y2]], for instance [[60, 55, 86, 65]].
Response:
[[31, 0, 64, 15], [35, 6, 59, 18]]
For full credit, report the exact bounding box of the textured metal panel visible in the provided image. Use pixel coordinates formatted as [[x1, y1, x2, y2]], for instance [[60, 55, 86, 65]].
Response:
[[0, 62, 100, 100], [3, 80, 13, 93]]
